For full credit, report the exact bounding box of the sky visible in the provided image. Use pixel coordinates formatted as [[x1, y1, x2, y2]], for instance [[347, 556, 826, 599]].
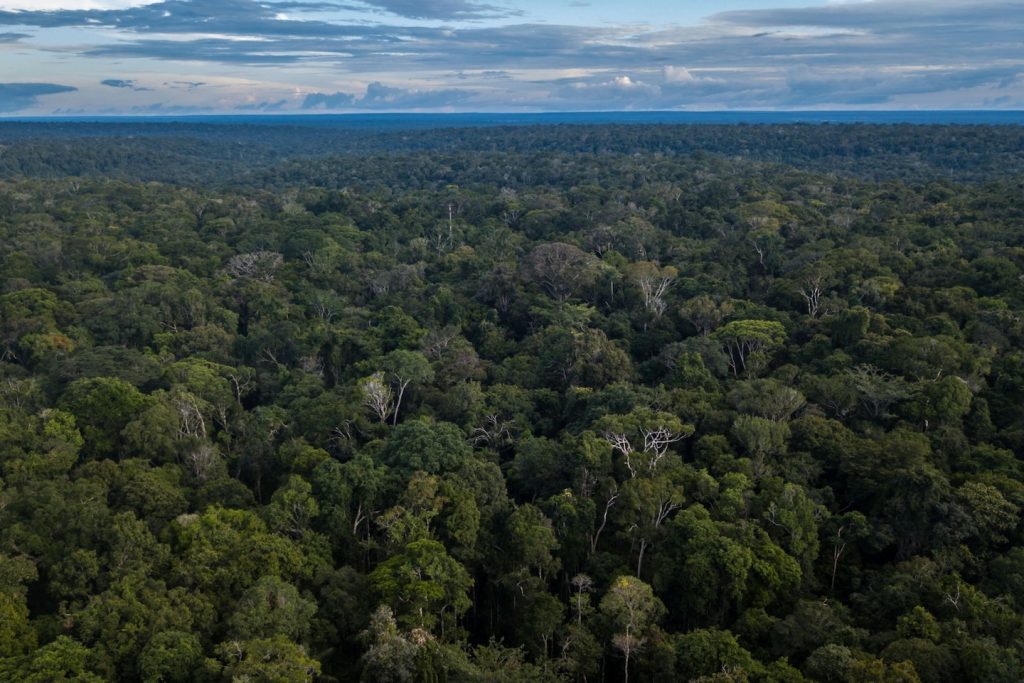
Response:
[[0, 0, 1021, 114]]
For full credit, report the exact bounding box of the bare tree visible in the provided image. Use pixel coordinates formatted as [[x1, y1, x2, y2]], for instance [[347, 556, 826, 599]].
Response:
[[310, 292, 338, 322], [640, 425, 686, 473], [589, 484, 619, 554], [570, 574, 594, 624], [380, 350, 434, 425], [185, 443, 220, 482], [626, 262, 677, 320], [173, 392, 207, 440], [601, 411, 691, 477], [226, 251, 283, 282], [427, 203, 458, 255], [421, 326, 461, 360], [359, 372, 394, 423], [830, 525, 847, 593], [471, 413, 516, 448], [799, 273, 828, 318]]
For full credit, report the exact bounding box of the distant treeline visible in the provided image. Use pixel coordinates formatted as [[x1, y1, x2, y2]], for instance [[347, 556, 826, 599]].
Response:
[[1, 122, 1023, 185]]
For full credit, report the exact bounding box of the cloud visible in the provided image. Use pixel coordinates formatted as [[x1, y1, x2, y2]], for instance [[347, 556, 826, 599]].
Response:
[[780, 64, 1024, 106], [544, 73, 688, 109], [303, 81, 474, 110], [0, 0, 1022, 111], [302, 90, 355, 108], [0, 0, 518, 32], [713, 1, 1021, 31], [101, 78, 151, 90], [0, 1, 158, 9], [0, 82, 76, 112], [557, 74, 658, 97], [357, 0, 520, 20], [165, 80, 205, 90], [663, 66, 697, 84], [455, 70, 511, 80], [236, 98, 288, 110], [124, 101, 213, 113], [86, 38, 310, 64], [361, 81, 472, 107], [0, 0, 353, 36], [0, 31, 27, 41]]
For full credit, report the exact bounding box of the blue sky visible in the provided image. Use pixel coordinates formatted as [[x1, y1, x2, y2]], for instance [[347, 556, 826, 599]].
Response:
[[0, 0, 1021, 114]]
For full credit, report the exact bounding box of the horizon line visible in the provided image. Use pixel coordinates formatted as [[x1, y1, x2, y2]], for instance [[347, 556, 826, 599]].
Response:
[[3, 109, 1024, 121]]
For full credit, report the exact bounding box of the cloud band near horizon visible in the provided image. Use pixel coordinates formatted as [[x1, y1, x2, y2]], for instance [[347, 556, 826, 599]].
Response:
[[0, 0, 1021, 114]]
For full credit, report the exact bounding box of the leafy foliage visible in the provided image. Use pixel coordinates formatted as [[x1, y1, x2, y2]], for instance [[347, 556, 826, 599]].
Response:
[[0, 122, 1022, 681]]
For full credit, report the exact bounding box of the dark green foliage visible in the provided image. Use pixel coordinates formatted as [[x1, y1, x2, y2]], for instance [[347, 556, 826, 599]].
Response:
[[0, 123, 1022, 682]]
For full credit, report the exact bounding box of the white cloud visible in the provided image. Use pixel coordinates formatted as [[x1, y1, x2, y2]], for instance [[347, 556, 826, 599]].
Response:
[[663, 66, 695, 83], [0, 0, 1022, 112], [0, 0, 158, 9]]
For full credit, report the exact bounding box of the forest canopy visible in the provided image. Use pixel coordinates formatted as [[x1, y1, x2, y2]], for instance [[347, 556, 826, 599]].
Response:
[[0, 122, 1022, 682]]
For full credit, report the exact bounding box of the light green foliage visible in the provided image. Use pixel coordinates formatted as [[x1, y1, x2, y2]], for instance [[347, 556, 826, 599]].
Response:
[[713, 320, 786, 376], [600, 575, 665, 683], [758, 482, 824, 575], [0, 636, 103, 683], [369, 539, 473, 631], [169, 507, 307, 603], [138, 631, 204, 683], [732, 415, 790, 459], [729, 379, 806, 422], [674, 628, 759, 680], [0, 590, 36, 658], [265, 475, 320, 540], [0, 408, 82, 482], [228, 576, 317, 641], [506, 503, 561, 580], [217, 635, 321, 683]]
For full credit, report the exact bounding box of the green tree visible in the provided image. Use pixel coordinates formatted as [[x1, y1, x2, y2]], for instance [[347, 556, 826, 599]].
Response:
[[674, 628, 759, 680], [506, 503, 561, 581], [358, 606, 419, 683], [713, 320, 786, 377], [369, 539, 473, 632], [381, 350, 435, 425], [904, 375, 973, 429], [58, 377, 150, 460], [138, 631, 204, 683], [218, 635, 321, 683], [600, 575, 665, 683], [0, 636, 103, 683], [381, 419, 473, 475]]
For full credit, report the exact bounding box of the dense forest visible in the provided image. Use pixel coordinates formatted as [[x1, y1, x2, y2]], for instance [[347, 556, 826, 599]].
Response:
[[3, 121, 1024, 184], [0, 123, 1023, 682]]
